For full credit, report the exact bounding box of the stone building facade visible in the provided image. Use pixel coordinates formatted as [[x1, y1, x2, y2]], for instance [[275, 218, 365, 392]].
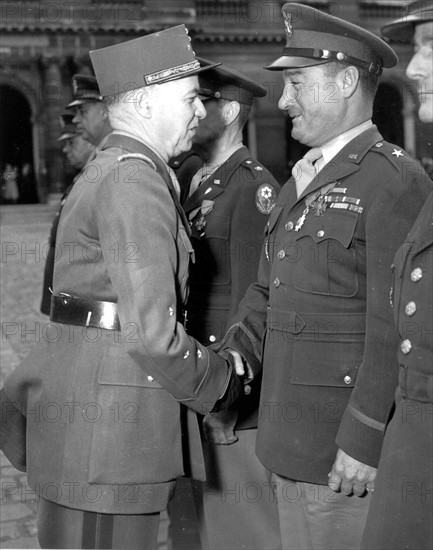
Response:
[[0, 0, 431, 203]]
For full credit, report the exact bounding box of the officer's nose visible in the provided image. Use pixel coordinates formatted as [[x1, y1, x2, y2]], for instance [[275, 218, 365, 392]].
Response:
[[278, 84, 298, 111], [195, 97, 206, 120], [406, 48, 426, 82]]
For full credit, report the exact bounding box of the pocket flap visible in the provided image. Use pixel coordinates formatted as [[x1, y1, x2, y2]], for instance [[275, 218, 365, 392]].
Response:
[[201, 214, 230, 239], [290, 340, 363, 387], [295, 210, 358, 248], [99, 345, 163, 388]]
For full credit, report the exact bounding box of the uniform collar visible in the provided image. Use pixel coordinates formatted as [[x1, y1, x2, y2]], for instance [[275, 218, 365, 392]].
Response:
[[321, 120, 373, 165], [183, 146, 251, 212], [103, 132, 190, 234], [296, 125, 383, 203]]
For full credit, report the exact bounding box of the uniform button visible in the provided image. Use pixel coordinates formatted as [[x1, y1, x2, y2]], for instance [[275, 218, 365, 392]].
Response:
[[317, 230, 325, 238], [410, 267, 422, 282], [183, 350, 190, 359], [277, 250, 285, 260], [285, 221, 294, 231], [400, 339, 412, 354], [273, 277, 280, 288], [405, 301, 417, 316], [209, 335, 216, 343], [344, 375, 352, 384], [147, 375, 154, 382]]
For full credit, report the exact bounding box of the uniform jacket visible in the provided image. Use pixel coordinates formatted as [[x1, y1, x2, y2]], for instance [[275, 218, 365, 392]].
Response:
[[221, 126, 433, 483], [362, 192, 433, 550], [182, 146, 280, 428], [40, 183, 74, 314], [40, 146, 96, 315], [1, 134, 231, 514]]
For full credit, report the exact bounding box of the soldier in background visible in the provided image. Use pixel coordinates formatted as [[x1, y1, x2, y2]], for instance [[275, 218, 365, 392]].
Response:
[[40, 113, 94, 314], [362, 3, 433, 548], [172, 61, 282, 550], [68, 73, 112, 156]]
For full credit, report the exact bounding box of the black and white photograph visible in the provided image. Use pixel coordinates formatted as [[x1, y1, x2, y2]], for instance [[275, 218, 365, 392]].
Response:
[[1, 2, 432, 549]]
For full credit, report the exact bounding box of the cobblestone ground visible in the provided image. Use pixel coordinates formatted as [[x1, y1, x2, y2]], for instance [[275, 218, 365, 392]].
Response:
[[0, 205, 200, 550], [1, 205, 52, 549]]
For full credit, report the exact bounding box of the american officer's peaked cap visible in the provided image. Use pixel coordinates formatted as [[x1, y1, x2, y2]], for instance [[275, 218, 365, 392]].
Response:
[[381, 0, 433, 43], [57, 112, 80, 141], [197, 58, 267, 105], [265, 2, 398, 76], [90, 25, 219, 98], [67, 74, 102, 109]]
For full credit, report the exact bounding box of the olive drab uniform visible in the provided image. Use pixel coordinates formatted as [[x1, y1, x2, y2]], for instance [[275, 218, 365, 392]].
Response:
[[1, 133, 232, 514], [362, 192, 433, 550], [221, 126, 433, 481], [177, 146, 282, 550], [184, 145, 279, 428]]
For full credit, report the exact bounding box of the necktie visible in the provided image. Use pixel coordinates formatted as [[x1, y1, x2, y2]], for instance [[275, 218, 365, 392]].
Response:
[[188, 166, 209, 197], [292, 147, 323, 198]]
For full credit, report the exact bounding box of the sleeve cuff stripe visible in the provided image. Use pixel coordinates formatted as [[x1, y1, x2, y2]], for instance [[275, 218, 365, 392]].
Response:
[[347, 403, 386, 432]]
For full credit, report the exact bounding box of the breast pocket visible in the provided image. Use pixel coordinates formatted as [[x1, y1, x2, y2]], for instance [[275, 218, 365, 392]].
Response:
[[293, 210, 359, 297]]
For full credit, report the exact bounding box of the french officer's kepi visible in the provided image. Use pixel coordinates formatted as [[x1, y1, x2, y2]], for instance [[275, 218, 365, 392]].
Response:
[[266, 2, 398, 75], [67, 74, 103, 109], [90, 25, 219, 98], [381, 0, 433, 43], [197, 58, 267, 105], [57, 113, 79, 141]]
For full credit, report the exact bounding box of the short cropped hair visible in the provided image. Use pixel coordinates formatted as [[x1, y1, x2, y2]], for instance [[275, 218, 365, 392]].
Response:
[[322, 61, 379, 102]]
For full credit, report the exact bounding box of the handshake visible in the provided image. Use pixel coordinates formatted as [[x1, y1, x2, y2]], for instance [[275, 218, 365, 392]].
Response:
[[203, 349, 250, 445]]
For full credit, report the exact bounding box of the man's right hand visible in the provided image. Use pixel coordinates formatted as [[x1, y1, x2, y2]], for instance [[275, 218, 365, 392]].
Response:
[[226, 349, 245, 376]]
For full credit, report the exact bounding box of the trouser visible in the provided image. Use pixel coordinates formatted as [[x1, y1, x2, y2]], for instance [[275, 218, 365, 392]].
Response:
[[272, 473, 371, 550], [37, 497, 160, 550], [169, 429, 282, 550]]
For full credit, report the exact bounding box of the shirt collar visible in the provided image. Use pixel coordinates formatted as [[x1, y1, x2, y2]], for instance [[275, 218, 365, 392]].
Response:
[[321, 120, 373, 164]]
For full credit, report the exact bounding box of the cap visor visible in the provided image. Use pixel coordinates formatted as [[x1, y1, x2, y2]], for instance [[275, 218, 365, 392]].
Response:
[[66, 98, 101, 109], [381, 18, 418, 43], [57, 133, 77, 141], [381, 10, 433, 42], [264, 56, 331, 71]]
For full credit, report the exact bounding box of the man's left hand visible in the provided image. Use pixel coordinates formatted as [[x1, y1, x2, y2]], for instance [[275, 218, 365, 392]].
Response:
[[328, 448, 376, 496], [203, 409, 238, 445]]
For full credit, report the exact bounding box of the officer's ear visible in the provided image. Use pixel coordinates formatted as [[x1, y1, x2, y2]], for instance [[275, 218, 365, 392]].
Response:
[[223, 100, 241, 126], [135, 88, 152, 119], [341, 66, 360, 98], [101, 103, 109, 120]]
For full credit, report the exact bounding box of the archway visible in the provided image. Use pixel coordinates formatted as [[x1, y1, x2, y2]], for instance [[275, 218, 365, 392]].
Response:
[[0, 85, 39, 203]]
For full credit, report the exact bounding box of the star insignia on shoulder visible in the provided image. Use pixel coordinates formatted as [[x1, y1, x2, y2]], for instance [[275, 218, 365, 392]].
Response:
[[392, 149, 404, 158]]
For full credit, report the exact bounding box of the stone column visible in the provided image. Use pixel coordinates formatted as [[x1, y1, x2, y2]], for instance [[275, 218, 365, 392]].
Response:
[[41, 57, 65, 202]]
